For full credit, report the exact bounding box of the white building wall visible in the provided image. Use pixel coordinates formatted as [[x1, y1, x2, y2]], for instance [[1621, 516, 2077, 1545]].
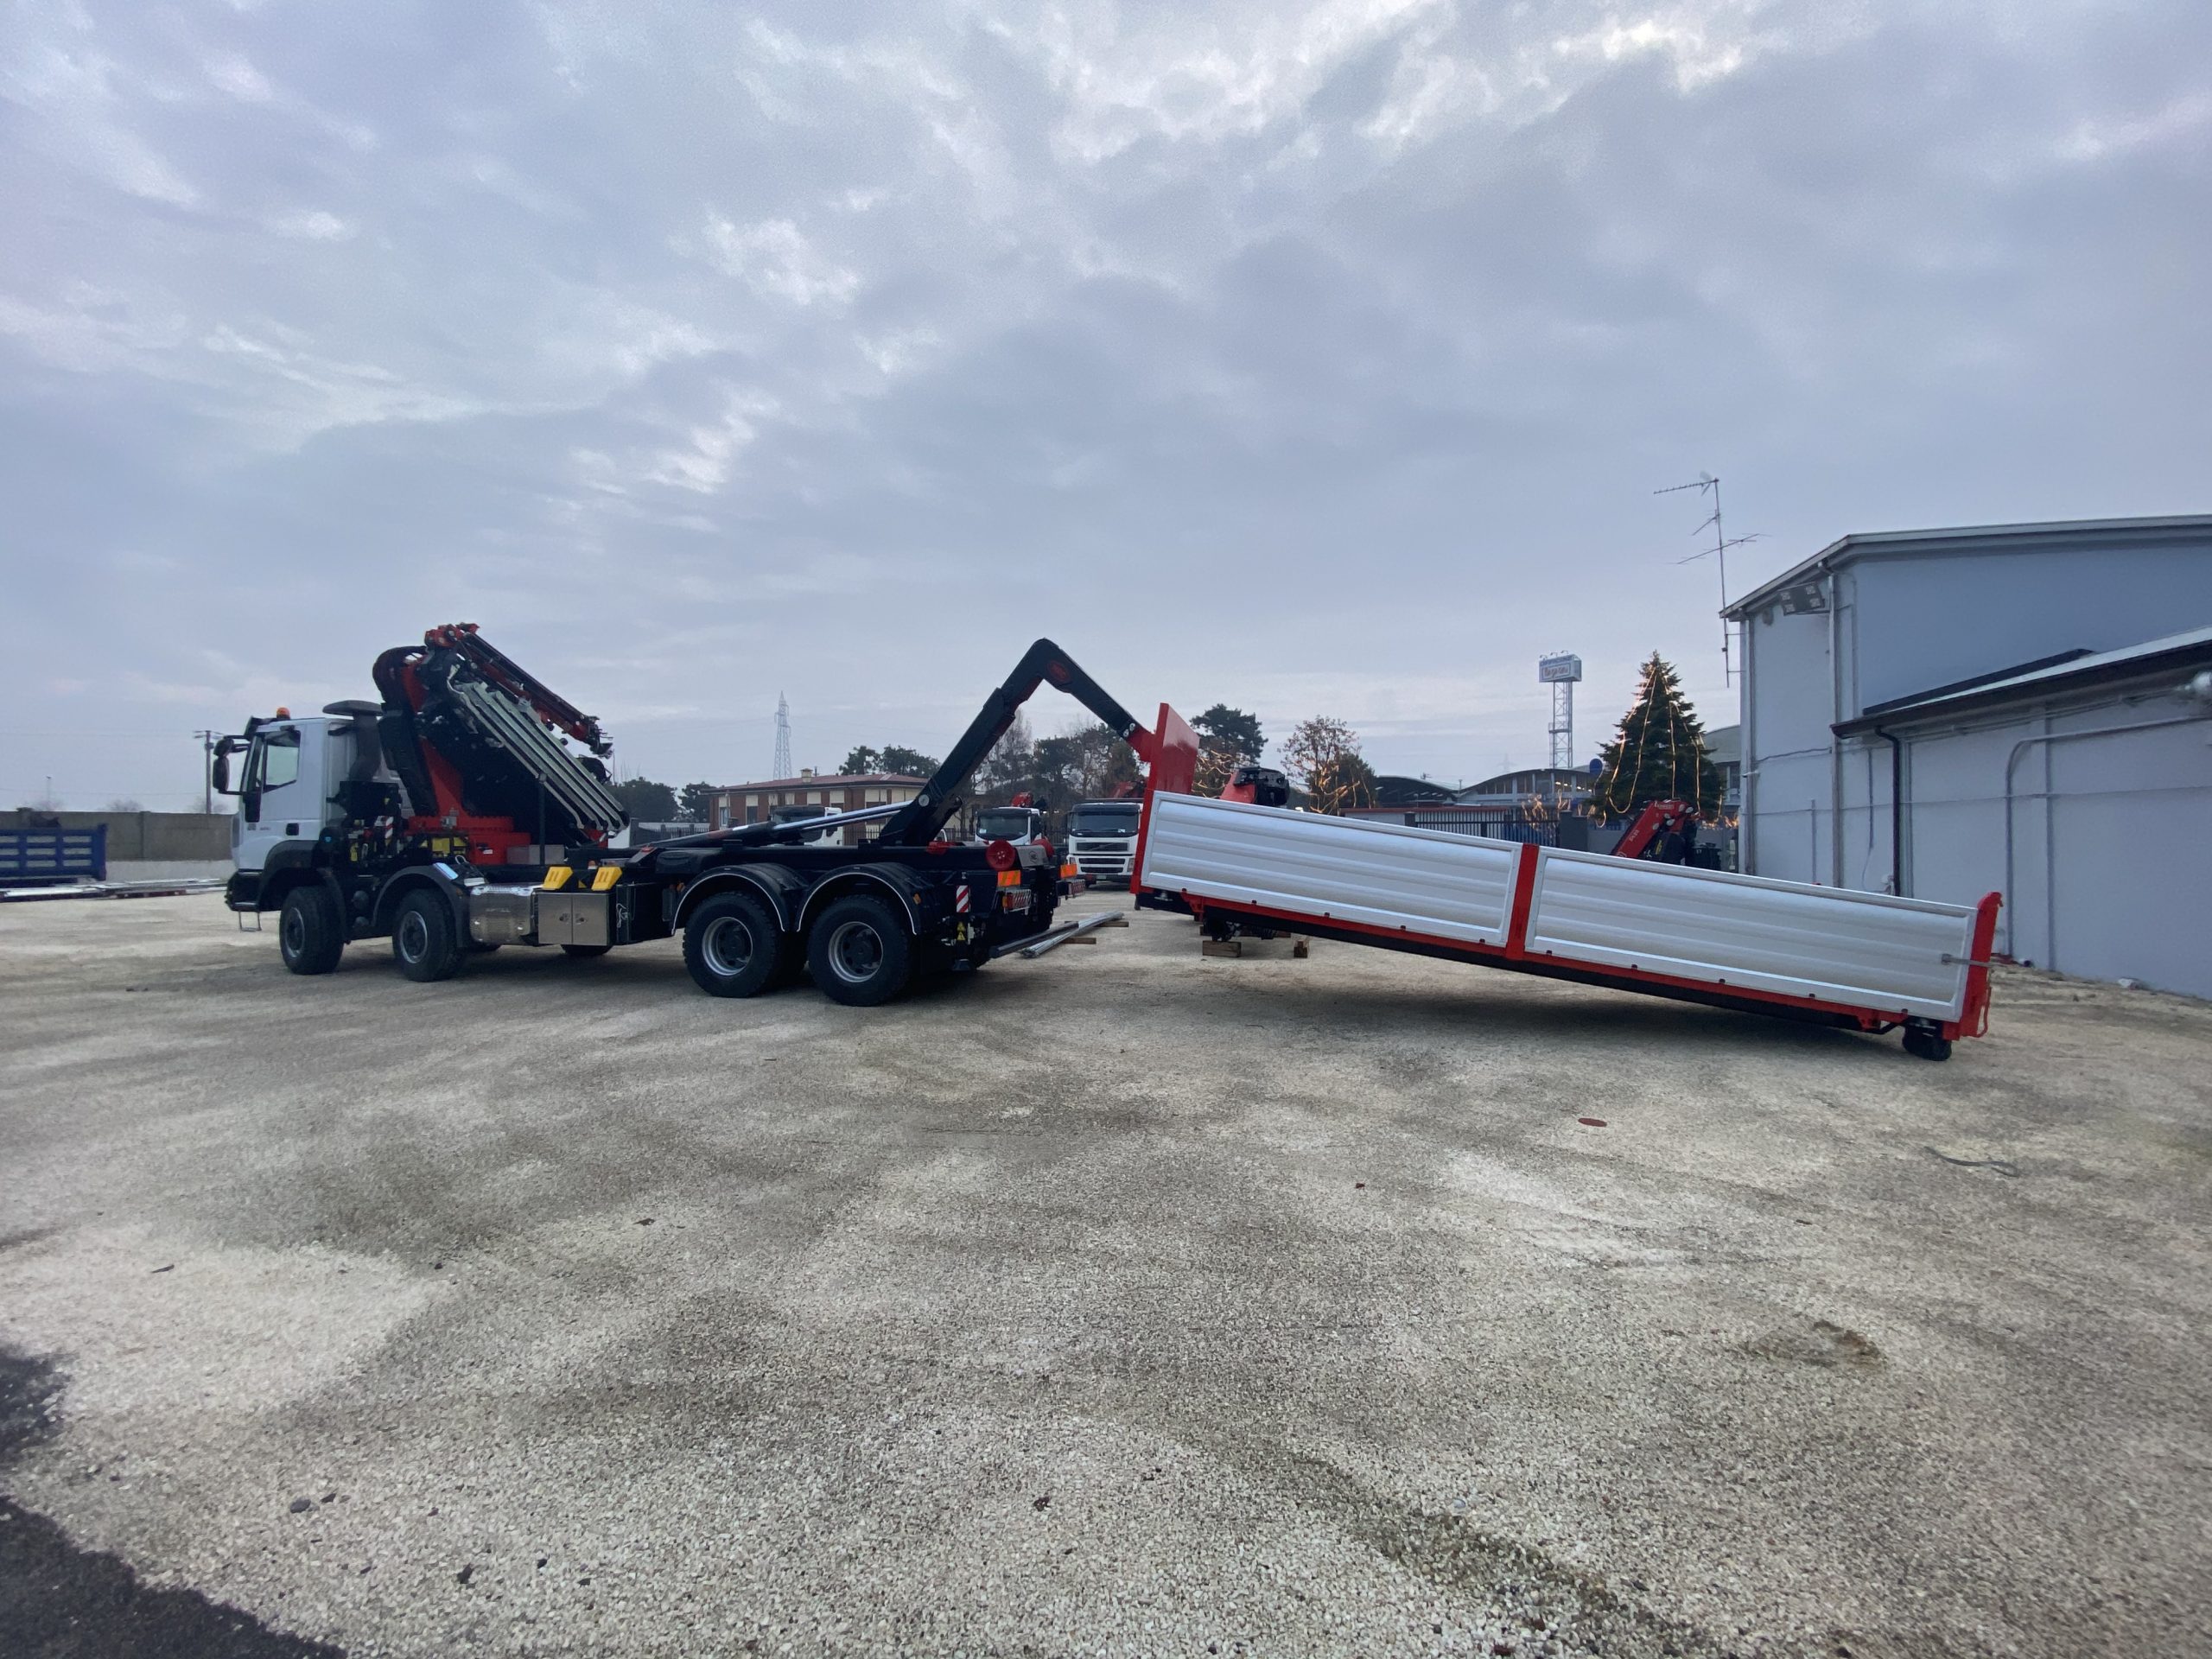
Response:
[[1738, 599, 1836, 883], [1850, 546, 2212, 709], [1838, 690, 2212, 996], [1738, 524, 2212, 893]]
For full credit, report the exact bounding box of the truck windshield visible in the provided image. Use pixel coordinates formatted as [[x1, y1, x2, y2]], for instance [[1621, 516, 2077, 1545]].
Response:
[[1066, 806, 1138, 836], [976, 810, 1033, 840]]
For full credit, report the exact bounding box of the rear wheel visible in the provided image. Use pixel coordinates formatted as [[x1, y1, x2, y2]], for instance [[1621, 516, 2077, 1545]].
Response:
[[806, 894, 913, 1007], [682, 893, 785, 997], [391, 890, 464, 982], [277, 884, 344, 976], [1904, 1023, 1953, 1062]]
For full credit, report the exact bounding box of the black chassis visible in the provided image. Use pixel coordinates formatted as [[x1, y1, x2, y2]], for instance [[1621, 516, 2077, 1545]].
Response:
[[226, 830, 515, 941], [229, 833, 1064, 971], [628, 836, 1060, 971]]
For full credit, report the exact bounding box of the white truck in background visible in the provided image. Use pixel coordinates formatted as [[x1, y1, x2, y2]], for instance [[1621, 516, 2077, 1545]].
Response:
[[972, 804, 1050, 849], [1064, 799, 1141, 888]]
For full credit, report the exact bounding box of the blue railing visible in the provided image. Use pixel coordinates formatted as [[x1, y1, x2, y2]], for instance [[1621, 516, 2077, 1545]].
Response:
[[0, 826, 108, 884]]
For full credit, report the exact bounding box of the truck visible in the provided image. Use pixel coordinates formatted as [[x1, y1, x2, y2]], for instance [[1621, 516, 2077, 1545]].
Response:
[[971, 804, 1052, 850], [1061, 799, 1143, 888], [1133, 788, 2001, 1061], [219, 626, 1196, 1006]]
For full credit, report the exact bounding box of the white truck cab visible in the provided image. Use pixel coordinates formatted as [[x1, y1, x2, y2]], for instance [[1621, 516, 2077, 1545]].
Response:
[[973, 805, 1049, 848], [220, 702, 395, 875], [1064, 799, 1141, 888]]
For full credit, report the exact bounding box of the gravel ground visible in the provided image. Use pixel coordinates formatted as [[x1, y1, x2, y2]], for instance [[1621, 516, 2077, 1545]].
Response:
[[1, 891, 2207, 1658]]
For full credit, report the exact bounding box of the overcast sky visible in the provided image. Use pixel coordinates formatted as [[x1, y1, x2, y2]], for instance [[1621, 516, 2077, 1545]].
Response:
[[3, 1, 2206, 809]]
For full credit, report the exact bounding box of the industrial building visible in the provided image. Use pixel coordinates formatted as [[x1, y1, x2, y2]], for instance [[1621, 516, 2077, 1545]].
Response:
[[707, 770, 925, 847], [1703, 725, 1742, 815], [1454, 766, 1593, 806], [1342, 769, 1596, 842], [1725, 514, 2212, 996]]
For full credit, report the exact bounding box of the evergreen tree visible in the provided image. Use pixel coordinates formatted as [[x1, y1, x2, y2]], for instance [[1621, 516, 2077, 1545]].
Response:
[[879, 745, 940, 779], [839, 743, 938, 777], [611, 776, 677, 821], [1592, 653, 1722, 820], [1192, 704, 1265, 795]]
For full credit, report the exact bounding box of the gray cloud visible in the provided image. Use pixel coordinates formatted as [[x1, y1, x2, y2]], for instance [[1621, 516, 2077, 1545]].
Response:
[[3, 0, 2206, 806]]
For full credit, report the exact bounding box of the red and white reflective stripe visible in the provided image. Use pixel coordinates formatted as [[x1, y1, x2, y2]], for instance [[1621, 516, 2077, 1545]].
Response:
[[955, 884, 970, 913]]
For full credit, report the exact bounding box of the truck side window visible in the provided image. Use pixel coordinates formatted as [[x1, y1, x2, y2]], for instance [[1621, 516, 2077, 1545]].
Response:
[[248, 729, 301, 793], [263, 732, 300, 790]]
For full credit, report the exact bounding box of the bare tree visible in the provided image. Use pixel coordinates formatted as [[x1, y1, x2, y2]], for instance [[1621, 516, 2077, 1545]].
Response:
[[1281, 717, 1377, 815], [1036, 719, 1138, 804], [975, 713, 1035, 802]]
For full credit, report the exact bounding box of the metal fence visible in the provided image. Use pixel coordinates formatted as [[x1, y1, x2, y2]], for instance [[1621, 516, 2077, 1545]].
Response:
[[1, 825, 108, 885], [1352, 807, 1562, 846]]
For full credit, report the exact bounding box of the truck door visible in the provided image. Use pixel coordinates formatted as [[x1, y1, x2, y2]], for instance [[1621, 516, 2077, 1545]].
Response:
[[236, 722, 312, 873]]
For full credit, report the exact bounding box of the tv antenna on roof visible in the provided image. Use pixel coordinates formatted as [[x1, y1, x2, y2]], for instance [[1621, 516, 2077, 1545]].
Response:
[[1656, 472, 1761, 686]]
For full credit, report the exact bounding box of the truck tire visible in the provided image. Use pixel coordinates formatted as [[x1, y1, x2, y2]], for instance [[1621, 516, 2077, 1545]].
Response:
[[683, 893, 784, 997], [278, 884, 345, 976], [805, 893, 913, 1007], [1903, 1025, 1953, 1062], [391, 889, 464, 982]]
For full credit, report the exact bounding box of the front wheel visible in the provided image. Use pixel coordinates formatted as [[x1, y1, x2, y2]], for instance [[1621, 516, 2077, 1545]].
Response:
[[278, 883, 345, 976], [805, 894, 914, 1007], [391, 890, 464, 982], [683, 893, 785, 997]]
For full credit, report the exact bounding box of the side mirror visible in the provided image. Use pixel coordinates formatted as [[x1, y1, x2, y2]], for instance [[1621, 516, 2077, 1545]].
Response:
[[212, 737, 239, 796]]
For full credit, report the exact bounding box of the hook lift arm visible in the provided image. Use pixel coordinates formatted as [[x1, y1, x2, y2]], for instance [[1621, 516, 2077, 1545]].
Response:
[[874, 639, 1160, 847]]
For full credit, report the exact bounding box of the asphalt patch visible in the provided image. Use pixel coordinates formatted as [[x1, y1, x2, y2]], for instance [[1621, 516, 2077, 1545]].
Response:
[[0, 1344, 344, 1658]]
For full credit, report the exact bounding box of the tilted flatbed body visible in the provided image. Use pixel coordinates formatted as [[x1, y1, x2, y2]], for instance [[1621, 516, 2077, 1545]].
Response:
[[1135, 791, 2000, 1059]]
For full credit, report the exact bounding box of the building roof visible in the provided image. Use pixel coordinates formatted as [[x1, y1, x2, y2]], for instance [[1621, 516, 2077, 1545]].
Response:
[[1374, 773, 1456, 806], [1455, 766, 1592, 803], [1723, 513, 2212, 621], [1703, 723, 1740, 766], [721, 772, 925, 791], [1834, 624, 2212, 734]]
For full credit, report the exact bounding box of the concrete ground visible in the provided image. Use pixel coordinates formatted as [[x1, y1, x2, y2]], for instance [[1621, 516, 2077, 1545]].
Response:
[[1, 892, 2207, 1659]]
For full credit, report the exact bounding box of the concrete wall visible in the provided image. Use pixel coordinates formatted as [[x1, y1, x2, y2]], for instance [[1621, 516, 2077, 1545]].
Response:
[[1833, 682, 2212, 996], [2, 810, 231, 861], [1739, 525, 2212, 887]]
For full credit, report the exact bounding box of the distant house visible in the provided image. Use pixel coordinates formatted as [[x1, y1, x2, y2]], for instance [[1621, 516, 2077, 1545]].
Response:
[[708, 770, 926, 848]]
